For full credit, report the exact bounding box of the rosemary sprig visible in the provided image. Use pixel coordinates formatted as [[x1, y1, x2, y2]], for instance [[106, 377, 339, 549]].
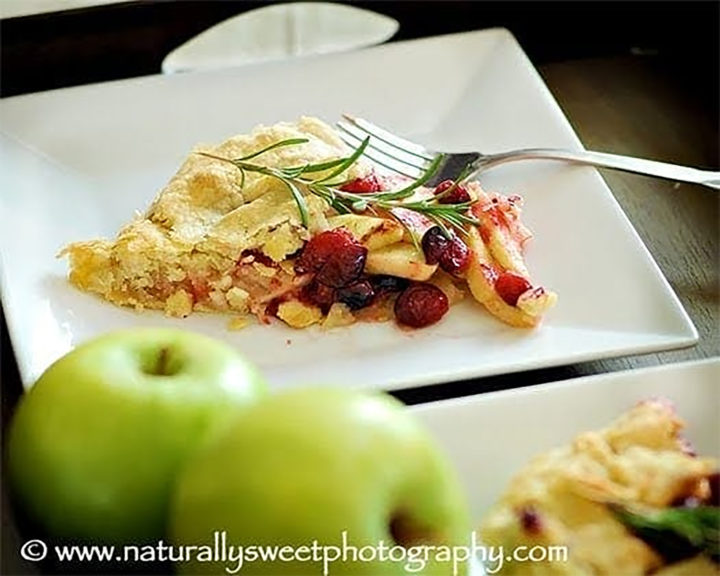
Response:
[[198, 138, 479, 233], [611, 504, 720, 564]]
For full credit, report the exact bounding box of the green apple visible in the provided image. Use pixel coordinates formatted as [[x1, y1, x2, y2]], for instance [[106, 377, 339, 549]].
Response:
[[170, 387, 470, 575], [7, 328, 266, 546]]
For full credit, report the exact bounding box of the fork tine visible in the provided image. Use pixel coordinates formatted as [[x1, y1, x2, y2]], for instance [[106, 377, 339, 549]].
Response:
[[337, 119, 432, 172], [337, 131, 424, 180], [342, 114, 436, 162]]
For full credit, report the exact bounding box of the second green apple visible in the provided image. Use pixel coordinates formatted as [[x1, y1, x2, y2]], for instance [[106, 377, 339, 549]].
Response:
[[171, 387, 471, 575]]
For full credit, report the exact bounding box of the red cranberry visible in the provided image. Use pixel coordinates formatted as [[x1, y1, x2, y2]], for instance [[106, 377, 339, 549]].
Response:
[[421, 227, 469, 275], [295, 229, 353, 274], [433, 179, 471, 204], [394, 283, 449, 328], [495, 271, 532, 306], [339, 173, 384, 193], [370, 275, 409, 295], [316, 246, 366, 288], [295, 229, 368, 288], [336, 280, 375, 310], [300, 280, 336, 313], [439, 235, 470, 276], [518, 506, 543, 535], [421, 226, 451, 265]]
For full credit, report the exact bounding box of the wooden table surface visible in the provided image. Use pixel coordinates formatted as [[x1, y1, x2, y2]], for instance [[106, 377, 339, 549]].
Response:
[[1, 2, 718, 572]]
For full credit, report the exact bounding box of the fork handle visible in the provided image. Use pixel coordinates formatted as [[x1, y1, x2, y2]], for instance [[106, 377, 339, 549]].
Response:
[[477, 148, 720, 190]]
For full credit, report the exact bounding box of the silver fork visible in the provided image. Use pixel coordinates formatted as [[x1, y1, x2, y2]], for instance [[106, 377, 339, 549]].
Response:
[[336, 114, 720, 190]]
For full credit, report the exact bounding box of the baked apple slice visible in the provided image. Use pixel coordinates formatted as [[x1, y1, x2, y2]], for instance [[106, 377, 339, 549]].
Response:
[[465, 188, 556, 328]]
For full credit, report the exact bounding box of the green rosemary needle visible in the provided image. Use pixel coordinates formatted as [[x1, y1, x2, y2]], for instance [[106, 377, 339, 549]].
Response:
[[611, 504, 720, 564], [198, 137, 479, 233]]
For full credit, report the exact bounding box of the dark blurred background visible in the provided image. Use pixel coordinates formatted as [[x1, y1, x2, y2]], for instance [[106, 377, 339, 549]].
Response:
[[1, 1, 718, 113]]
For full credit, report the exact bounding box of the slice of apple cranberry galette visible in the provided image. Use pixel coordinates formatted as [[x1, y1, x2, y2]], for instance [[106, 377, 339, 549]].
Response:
[[480, 399, 719, 575], [61, 117, 556, 330]]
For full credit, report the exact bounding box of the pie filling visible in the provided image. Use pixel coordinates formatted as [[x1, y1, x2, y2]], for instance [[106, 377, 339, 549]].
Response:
[[479, 399, 718, 575], [60, 117, 557, 330]]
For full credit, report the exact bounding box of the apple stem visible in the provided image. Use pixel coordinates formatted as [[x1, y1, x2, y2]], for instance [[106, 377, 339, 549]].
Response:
[[389, 513, 438, 548], [156, 347, 170, 376]]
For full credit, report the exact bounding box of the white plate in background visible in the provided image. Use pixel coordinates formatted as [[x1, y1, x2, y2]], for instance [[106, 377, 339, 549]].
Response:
[[0, 0, 124, 19], [162, 3, 399, 74], [0, 29, 697, 391], [412, 359, 720, 525]]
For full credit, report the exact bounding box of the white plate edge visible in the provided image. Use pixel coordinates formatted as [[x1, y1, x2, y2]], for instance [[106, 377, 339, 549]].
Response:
[[409, 357, 720, 414]]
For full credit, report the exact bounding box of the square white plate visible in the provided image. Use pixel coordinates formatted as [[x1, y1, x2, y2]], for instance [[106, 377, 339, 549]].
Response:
[[0, 28, 696, 390], [412, 359, 720, 528]]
